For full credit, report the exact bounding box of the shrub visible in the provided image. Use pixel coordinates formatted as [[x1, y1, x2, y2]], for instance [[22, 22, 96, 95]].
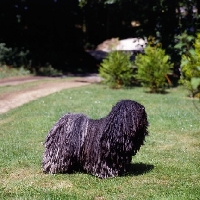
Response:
[[99, 50, 134, 89], [174, 31, 195, 57], [0, 43, 30, 68], [134, 42, 173, 93], [36, 63, 62, 76], [0, 43, 11, 66], [0, 65, 30, 79], [180, 33, 200, 94]]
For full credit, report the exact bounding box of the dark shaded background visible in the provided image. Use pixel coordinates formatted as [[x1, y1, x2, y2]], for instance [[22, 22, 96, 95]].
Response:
[[0, 0, 199, 73]]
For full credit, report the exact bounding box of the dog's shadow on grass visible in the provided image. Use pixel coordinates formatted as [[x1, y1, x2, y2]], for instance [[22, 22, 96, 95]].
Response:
[[64, 162, 154, 178], [125, 162, 154, 176]]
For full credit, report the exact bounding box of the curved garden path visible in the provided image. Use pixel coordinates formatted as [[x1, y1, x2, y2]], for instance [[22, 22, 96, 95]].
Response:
[[0, 75, 101, 114]]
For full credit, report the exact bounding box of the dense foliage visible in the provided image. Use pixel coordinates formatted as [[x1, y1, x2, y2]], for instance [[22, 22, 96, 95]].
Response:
[[180, 33, 200, 94], [0, 65, 30, 79], [174, 31, 195, 57]]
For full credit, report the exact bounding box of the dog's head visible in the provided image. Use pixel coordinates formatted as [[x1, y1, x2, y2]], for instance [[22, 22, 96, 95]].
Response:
[[108, 100, 149, 136]]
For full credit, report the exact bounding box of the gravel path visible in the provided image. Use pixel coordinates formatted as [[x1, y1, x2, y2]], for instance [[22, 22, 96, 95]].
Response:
[[0, 75, 101, 114]]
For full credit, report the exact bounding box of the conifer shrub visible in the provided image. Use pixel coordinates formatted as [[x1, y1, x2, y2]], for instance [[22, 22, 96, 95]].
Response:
[[99, 50, 134, 89], [134, 39, 173, 93], [180, 33, 200, 94]]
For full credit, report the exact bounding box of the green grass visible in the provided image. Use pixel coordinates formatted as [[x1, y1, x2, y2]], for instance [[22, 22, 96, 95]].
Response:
[[0, 84, 199, 199]]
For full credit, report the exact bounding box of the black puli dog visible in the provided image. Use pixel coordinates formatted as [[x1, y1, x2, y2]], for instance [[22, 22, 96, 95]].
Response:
[[42, 100, 149, 178]]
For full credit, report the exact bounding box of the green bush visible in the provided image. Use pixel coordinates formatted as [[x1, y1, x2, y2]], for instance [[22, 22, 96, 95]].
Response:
[[99, 50, 134, 89], [180, 33, 200, 94], [0, 43, 30, 68], [174, 31, 195, 56], [0, 43, 11, 66], [134, 43, 173, 93], [0, 65, 30, 79], [36, 63, 62, 76]]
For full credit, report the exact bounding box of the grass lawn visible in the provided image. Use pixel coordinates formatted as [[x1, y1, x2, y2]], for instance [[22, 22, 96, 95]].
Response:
[[0, 84, 199, 199]]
